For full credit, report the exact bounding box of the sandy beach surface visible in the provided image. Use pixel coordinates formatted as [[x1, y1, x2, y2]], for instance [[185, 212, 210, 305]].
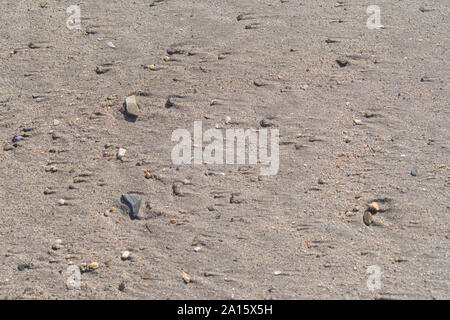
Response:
[[0, 0, 448, 299]]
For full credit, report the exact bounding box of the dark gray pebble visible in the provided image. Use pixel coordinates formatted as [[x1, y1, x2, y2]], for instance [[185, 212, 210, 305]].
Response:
[[121, 194, 141, 219]]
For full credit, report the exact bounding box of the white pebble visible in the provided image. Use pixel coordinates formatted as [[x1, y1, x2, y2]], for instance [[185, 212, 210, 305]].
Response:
[[121, 251, 130, 260], [117, 148, 127, 160]]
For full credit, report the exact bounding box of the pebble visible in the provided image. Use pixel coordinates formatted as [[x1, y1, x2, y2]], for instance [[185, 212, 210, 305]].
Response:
[[253, 79, 264, 87], [336, 58, 349, 67], [58, 199, 66, 206], [224, 116, 231, 124], [121, 194, 141, 219], [117, 148, 127, 160], [167, 48, 185, 55], [53, 119, 60, 126], [368, 202, 380, 213], [88, 262, 99, 270], [364, 111, 375, 118], [260, 119, 274, 127], [363, 211, 373, 226], [52, 239, 62, 250], [17, 263, 32, 271], [118, 282, 126, 291], [181, 272, 191, 284], [141, 272, 151, 280], [172, 182, 183, 196], [12, 136, 24, 143], [411, 168, 418, 176], [121, 251, 130, 260], [107, 41, 116, 49], [95, 66, 109, 74], [353, 119, 362, 125], [125, 95, 140, 117]]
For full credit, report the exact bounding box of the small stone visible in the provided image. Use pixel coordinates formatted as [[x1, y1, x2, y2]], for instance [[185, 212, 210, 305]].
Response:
[[364, 111, 375, 118], [121, 251, 130, 260], [18, 263, 32, 271], [194, 246, 202, 252], [44, 188, 55, 195], [125, 95, 140, 117], [53, 119, 60, 126], [167, 48, 185, 55], [353, 119, 362, 125], [95, 66, 109, 74], [172, 182, 183, 196], [52, 239, 62, 250], [181, 272, 191, 284], [12, 136, 24, 143], [28, 42, 39, 49], [368, 202, 380, 213], [141, 272, 151, 280], [118, 282, 126, 291], [163, 55, 171, 62], [121, 194, 141, 219], [45, 165, 57, 173], [224, 116, 231, 124], [58, 199, 66, 206], [363, 211, 373, 226], [117, 148, 127, 160], [411, 168, 418, 176], [145, 171, 152, 179], [273, 270, 282, 276], [336, 58, 349, 67], [253, 79, 264, 87], [88, 262, 99, 270], [260, 119, 274, 127]]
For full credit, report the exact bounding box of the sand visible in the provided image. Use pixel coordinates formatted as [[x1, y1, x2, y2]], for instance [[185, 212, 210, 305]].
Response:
[[0, 0, 448, 299]]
